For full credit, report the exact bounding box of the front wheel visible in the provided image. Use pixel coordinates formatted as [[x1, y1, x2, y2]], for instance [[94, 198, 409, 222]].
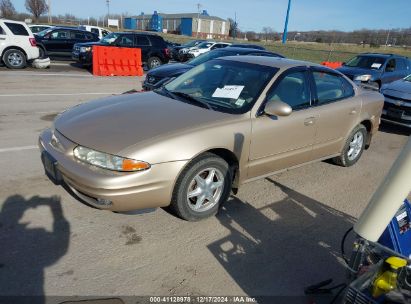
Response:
[[170, 153, 232, 221], [3, 49, 27, 69], [147, 56, 162, 70], [333, 124, 367, 167]]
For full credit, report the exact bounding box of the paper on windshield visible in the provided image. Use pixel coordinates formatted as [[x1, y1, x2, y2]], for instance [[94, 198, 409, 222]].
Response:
[[212, 85, 245, 99], [371, 63, 382, 69]]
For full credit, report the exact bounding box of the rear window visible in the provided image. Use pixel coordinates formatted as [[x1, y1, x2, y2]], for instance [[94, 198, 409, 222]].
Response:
[[149, 35, 165, 47], [0, 26, 4, 35], [136, 36, 150, 46], [5, 22, 29, 36]]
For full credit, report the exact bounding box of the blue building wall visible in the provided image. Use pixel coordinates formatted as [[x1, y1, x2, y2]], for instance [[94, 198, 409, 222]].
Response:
[[181, 18, 193, 36], [124, 18, 137, 30]]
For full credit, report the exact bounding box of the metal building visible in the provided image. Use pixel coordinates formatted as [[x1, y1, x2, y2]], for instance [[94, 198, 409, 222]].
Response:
[[124, 11, 230, 39]]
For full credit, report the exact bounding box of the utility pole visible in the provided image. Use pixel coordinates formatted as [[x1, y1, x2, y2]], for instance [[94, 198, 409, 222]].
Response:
[[196, 3, 201, 38], [47, 0, 52, 24], [106, 0, 110, 27], [282, 0, 292, 44], [385, 27, 392, 48]]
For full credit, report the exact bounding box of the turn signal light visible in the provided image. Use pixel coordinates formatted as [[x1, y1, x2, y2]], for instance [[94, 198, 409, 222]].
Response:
[[122, 159, 150, 171]]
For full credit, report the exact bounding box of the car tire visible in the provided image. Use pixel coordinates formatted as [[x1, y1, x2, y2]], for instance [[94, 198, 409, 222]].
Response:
[[333, 124, 367, 167], [38, 47, 47, 59], [170, 153, 232, 221], [147, 56, 162, 70], [3, 49, 27, 69]]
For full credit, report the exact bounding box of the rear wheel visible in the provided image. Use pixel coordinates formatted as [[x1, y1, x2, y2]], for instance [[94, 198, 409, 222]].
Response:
[[170, 153, 232, 221], [147, 56, 162, 70], [3, 49, 26, 69], [333, 124, 367, 167]]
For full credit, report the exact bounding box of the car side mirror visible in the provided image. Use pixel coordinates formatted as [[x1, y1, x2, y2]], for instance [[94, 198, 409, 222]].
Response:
[[264, 99, 292, 117]]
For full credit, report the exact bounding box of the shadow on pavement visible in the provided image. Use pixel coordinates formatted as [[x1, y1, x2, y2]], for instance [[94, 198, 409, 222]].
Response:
[[379, 122, 411, 136], [0, 195, 70, 304], [208, 179, 355, 303]]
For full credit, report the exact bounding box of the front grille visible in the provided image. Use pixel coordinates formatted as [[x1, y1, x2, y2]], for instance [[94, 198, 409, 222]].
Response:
[[73, 46, 80, 52], [383, 94, 411, 115]]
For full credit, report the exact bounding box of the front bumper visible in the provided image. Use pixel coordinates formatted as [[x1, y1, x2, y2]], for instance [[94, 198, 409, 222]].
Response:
[[72, 51, 92, 65], [39, 128, 187, 211], [381, 96, 411, 128]]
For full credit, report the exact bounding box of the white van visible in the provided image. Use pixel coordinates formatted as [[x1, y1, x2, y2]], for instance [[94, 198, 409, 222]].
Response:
[[0, 19, 40, 69], [79, 25, 111, 40]]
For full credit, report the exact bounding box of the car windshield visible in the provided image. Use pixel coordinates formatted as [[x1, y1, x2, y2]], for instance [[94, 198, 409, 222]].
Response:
[[100, 32, 119, 44], [187, 50, 233, 66], [163, 59, 277, 114], [344, 55, 386, 70], [197, 42, 213, 49], [36, 28, 53, 37], [404, 74, 411, 82]]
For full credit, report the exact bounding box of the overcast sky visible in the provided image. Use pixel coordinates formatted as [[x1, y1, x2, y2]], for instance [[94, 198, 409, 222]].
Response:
[[12, 0, 411, 32]]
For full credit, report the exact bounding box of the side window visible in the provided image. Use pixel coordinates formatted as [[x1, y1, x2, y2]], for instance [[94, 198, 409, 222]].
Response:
[[51, 30, 69, 39], [0, 26, 4, 35], [85, 33, 94, 40], [313, 71, 353, 104], [4, 22, 29, 36], [267, 71, 311, 110], [72, 31, 86, 40], [386, 59, 396, 72], [136, 36, 150, 46], [91, 28, 99, 35], [118, 34, 134, 47]]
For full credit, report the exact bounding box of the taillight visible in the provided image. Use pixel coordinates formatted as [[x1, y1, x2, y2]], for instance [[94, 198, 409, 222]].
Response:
[[29, 38, 36, 46]]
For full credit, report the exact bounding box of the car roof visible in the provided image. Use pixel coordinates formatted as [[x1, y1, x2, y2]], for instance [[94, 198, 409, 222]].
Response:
[[219, 55, 321, 69], [360, 53, 408, 59], [215, 47, 281, 56]]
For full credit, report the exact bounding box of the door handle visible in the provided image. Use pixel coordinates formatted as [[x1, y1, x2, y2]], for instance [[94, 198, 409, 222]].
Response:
[[304, 117, 316, 126]]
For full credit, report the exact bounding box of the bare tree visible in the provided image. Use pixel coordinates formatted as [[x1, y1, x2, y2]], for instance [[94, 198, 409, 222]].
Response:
[[25, 0, 48, 21], [0, 0, 16, 18], [262, 26, 274, 42]]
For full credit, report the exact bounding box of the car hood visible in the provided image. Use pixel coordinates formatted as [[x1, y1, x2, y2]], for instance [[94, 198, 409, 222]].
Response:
[[337, 66, 381, 78], [382, 79, 411, 100], [55, 91, 232, 157], [148, 63, 193, 77]]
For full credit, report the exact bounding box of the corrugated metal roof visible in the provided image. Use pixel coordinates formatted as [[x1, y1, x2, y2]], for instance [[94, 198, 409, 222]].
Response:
[[131, 13, 227, 22]]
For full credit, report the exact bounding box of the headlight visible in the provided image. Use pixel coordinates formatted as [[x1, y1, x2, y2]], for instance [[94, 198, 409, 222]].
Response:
[[80, 46, 92, 53], [354, 74, 372, 82], [73, 146, 150, 172]]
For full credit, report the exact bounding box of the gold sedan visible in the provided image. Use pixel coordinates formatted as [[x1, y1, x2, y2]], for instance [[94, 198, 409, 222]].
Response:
[[39, 56, 384, 221]]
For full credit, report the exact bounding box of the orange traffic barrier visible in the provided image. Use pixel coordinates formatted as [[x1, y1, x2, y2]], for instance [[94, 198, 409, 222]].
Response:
[[92, 46, 144, 77], [321, 61, 343, 69]]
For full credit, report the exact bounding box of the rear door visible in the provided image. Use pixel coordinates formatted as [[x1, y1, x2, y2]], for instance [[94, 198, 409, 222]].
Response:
[[309, 67, 360, 158], [248, 67, 318, 178]]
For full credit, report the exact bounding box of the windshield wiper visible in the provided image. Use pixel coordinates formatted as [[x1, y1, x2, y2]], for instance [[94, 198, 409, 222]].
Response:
[[169, 91, 213, 110]]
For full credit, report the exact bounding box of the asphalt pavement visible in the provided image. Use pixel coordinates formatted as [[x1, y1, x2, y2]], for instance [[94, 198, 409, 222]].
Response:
[[0, 60, 410, 301]]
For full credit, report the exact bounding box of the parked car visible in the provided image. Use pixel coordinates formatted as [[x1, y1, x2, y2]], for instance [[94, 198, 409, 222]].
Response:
[[39, 56, 384, 221], [29, 24, 53, 34], [170, 39, 207, 61], [229, 43, 265, 50], [78, 25, 111, 40], [380, 74, 411, 128], [0, 19, 39, 69], [188, 41, 231, 58], [337, 53, 411, 89], [35, 27, 99, 58], [72, 32, 171, 69], [143, 47, 284, 91]]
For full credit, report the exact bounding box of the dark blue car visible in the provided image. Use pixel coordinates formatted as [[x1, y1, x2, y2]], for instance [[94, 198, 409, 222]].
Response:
[[337, 53, 411, 89], [143, 47, 284, 91]]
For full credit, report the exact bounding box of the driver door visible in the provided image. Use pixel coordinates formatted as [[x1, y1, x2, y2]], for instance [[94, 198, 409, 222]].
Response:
[[248, 67, 318, 179]]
